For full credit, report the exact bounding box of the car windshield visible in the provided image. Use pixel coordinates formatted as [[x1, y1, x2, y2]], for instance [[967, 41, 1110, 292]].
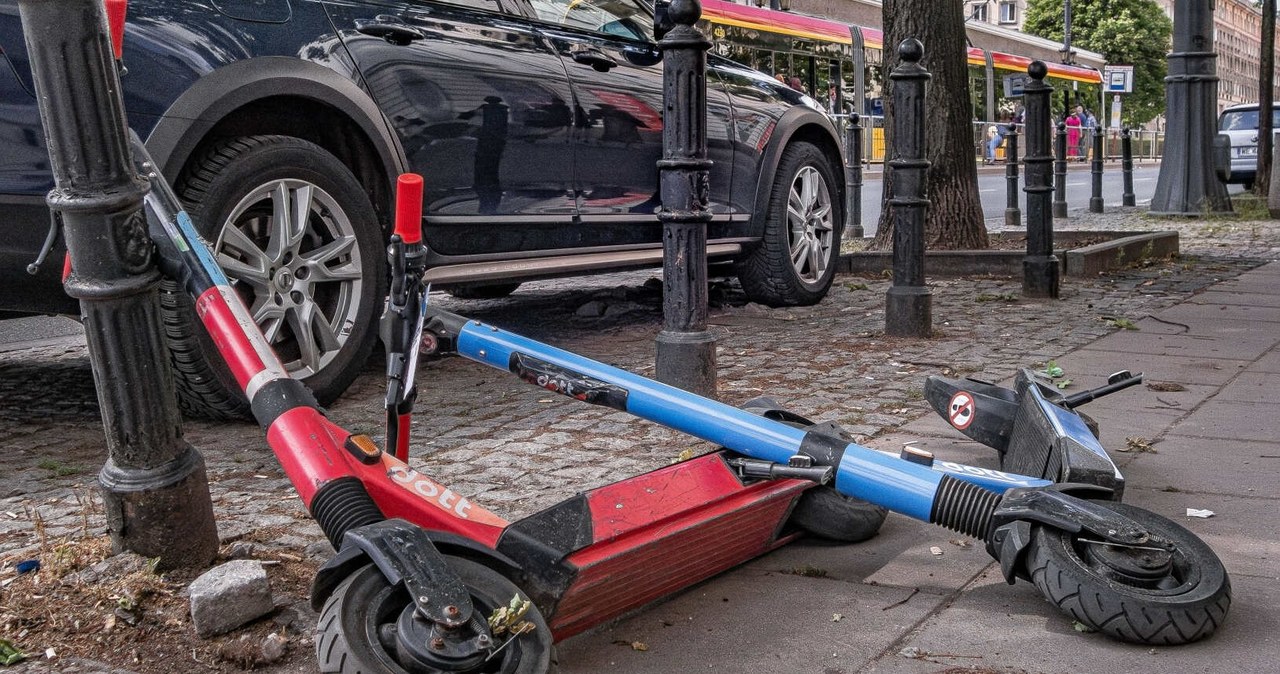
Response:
[[1220, 108, 1280, 131]]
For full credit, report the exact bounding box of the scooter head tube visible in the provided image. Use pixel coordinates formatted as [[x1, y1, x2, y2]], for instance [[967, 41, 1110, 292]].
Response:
[[924, 374, 1019, 453]]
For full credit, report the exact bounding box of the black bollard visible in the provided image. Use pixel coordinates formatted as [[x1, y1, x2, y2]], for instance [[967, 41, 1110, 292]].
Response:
[[1053, 121, 1068, 219], [1121, 127, 1136, 207], [1022, 62, 1060, 299], [1004, 127, 1021, 229], [1089, 126, 1104, 213], [884, 39, 932, 338], [654, 0, 716, 396], [845, 114, 864, 238], [1151, 0, 1231, 215], [17, 0, 218, 568]]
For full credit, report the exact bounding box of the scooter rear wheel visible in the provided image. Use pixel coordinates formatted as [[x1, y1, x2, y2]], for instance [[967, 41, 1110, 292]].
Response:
[[316, 558, 556, 673], [1025, 502, 1230, 645], [789, 487, 887, 543]]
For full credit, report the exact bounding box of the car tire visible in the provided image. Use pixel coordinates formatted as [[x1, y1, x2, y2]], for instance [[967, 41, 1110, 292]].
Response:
[[161, 135, 385, 419], [735, 141, 842, 307]]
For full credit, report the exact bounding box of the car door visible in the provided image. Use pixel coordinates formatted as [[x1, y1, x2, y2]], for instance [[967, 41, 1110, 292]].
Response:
[[518, 0, 737, 246], [327, 0, 579, 256], [0, 1, 74, 314]]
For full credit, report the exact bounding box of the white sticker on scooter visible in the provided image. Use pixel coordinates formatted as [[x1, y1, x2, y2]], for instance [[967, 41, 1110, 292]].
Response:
[[948, 391, 976, 430]]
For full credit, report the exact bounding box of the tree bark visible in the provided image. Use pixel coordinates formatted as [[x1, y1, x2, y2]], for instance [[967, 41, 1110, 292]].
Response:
[[872, 0, 988, 250], [1257, 0, 1275, 198]]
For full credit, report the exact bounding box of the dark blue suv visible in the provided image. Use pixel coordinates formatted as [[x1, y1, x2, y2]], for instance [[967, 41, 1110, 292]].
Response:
[[0, 0, 845, 417]]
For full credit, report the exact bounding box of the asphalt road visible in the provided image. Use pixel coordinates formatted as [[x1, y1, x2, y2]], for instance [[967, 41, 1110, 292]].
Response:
[[853, 162, 1170, 236]]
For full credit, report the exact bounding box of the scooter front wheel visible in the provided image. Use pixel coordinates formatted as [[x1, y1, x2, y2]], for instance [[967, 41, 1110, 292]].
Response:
[[316, 558, 557, 673], [1025, 502, 1230, 645]]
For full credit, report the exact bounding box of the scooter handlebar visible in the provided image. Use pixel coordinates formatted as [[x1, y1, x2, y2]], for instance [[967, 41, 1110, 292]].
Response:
[[395, 173, 424, 245]]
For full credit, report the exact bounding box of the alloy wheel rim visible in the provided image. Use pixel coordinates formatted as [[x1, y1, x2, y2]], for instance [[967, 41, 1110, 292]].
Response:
[[786, 166, 834, 285], [215, 179, 363, 378]]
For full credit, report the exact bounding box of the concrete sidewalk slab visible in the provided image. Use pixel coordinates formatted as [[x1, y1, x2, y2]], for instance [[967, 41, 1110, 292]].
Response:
[[1052, 350, 1249, 384], [865, 572, 1278, 674], [1120, 488, 1278, 579], [556, 567, 940, 674], [1154, 301, 1280, 324], [1076, 330, 1276, 361], [1170, 399, 1280, 442], [1117, 436, 1280, 496]]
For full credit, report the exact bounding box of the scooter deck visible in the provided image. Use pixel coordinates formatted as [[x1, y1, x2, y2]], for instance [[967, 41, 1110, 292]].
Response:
[[505, 452, 809, 639]]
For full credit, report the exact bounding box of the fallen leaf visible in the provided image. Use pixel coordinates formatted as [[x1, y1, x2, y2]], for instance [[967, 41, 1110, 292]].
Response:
[[630, 641, 648, 652], [1123, 437, 1156, 453], [1072, 621, 1097, 633]]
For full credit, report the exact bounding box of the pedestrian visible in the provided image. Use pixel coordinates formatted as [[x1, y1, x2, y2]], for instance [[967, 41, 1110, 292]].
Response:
[[1065, 106, 1082, 160], [985, 118, 1004, 164], [1081, 108, 1097, 160]]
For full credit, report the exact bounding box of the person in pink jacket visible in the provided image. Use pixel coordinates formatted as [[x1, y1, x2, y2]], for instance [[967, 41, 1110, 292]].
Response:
[[1065, 105, 1083, 160]]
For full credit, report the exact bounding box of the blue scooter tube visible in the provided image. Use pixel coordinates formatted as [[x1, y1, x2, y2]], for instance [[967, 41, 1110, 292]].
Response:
[[455, 317, 946, 522]]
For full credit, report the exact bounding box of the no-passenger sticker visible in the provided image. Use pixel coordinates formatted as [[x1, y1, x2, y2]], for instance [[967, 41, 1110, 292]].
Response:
[[948, 391, 975, 430]]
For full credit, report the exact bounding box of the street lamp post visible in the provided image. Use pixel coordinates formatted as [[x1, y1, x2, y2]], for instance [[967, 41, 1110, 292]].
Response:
[[1150, 0, 1231, 215]]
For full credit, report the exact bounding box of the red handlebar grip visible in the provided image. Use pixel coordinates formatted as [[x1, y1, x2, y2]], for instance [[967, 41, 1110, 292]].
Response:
[[105, 0, 127, 60], [395, 173, 424, 244]]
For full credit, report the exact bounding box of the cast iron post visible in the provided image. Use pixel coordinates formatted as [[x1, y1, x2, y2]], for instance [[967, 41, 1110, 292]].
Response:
[[845, 114, 864, 238], [884, 39, 931, 338], [1023, 62, 1060, 299], [17, 0, 218, 568], [1121, 128, 1136, 206], [1089, 127, 1104, 213], [1004, 127, 1021, 229], [655, 0, 716, 396], [1150, 0, 1232, 215], [1053, 122, 1068, 218]]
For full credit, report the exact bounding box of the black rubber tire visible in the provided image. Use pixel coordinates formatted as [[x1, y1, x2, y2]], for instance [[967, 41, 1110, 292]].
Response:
[[444, 282, 522, 300], [789, 486, 887, 543], [316, 559, 557, 674], [735, 141, 842, 307], [161, 135, 385, 419], [1025, 502, 1231, 645]]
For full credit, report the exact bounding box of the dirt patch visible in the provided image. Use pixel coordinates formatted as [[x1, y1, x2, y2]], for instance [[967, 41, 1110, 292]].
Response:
[[1, 531, 319, 673]]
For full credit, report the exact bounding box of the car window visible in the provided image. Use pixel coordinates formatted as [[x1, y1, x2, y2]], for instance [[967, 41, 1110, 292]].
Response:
[[525, 0, 653, 41], [1220, 108, 1280, 131]]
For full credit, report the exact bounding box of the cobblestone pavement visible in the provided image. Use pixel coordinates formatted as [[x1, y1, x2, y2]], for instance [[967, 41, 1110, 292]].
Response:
[[1, 208, 1277, 671]]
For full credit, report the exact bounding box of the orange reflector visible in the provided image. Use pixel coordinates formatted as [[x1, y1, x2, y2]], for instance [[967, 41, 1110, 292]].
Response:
[[344, 434, 382, 464]]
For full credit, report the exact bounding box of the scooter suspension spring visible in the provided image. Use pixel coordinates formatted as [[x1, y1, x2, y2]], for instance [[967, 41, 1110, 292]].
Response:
[[929, 475, 1002, 540], [310, 477, 386, 549]]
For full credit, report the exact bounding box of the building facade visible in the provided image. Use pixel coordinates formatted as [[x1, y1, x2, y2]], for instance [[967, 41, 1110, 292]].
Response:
[[962, 0, 1278, 113]]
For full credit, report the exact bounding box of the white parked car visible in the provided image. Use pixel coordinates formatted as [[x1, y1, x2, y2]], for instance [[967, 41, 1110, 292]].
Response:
[[1218, 102, 1280, 190]]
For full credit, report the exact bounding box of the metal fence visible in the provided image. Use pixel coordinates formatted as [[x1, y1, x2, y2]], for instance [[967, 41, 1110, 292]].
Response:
[[831, 114, 1166, 165]]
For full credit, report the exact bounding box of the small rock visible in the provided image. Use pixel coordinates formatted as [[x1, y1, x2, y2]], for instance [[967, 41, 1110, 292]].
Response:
[[575, 300, 607, 317], [226, 541, 258, 560], [189, 560, 274, 638], [260, 632, 288, 663], [68, 552, 150, 585], [304, 540, 334, 562]]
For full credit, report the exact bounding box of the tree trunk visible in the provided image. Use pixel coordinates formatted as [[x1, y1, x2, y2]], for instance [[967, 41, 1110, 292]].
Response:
[[872, 0, 988, 250], [1256, 0, 1275, 198]]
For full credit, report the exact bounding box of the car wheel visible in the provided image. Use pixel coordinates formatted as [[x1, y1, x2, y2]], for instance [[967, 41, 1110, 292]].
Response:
[[160, 135, 385, 419], [735, 141, 842, 306]]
